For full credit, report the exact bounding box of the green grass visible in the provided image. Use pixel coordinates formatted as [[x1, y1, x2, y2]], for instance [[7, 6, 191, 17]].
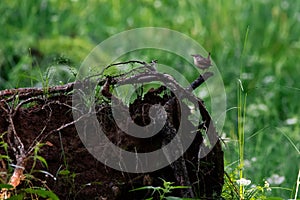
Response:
[[0, 0, 299, 198]]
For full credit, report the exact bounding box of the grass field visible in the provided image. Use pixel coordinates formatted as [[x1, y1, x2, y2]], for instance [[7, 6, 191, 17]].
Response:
[[0, 0, 299, 198]]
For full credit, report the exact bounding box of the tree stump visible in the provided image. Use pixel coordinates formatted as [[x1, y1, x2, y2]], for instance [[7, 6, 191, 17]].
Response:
[[0, 60, 224, 199]]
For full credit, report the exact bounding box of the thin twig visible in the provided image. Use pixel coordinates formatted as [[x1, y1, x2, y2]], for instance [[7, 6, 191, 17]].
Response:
[[26, 112, 91, 156]]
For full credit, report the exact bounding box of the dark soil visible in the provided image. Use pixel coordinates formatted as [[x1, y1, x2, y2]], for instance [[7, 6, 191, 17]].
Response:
[[0, 83, 224, 199]]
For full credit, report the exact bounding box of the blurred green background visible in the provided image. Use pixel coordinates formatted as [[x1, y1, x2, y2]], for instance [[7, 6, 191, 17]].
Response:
[[0, 0, 299, 198]]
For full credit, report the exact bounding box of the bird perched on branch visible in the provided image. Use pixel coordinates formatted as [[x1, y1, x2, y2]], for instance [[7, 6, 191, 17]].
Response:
[[191, 53, 212, 70]]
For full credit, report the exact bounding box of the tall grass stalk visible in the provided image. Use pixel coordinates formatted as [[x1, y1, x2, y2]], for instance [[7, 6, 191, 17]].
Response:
[[295, 169, 300, 200], [237, 26, 250, 199], [237, 79, 247, 199], [239, 26, 250, 76]]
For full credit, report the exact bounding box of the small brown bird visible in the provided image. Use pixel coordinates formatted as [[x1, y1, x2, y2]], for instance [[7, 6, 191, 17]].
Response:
[[191, 53, 212, 70]]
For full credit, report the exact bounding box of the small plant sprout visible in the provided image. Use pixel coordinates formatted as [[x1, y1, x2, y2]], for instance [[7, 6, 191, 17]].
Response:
[[130, 178, 190, 200]]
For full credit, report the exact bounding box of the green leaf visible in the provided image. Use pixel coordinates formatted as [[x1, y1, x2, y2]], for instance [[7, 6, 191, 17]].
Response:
[[7, 193, 25, 200], [0, 183, 14, 189], [24, 188, 59, 200], [58, 169, 70, 176], [36, 155, 48, 168], [0, 155, 10, 160], [169, 186, 191, 190], [130, 186, 158, 192]]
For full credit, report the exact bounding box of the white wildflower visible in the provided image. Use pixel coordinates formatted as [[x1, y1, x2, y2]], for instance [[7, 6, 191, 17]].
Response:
[[262, 75, 275, 84], [264, 181, 272, 191], [251, 157, 257, 162], [285, 117, 298, 125], [244, 159, 251, 168], [267, 174, 285, 185], [236, 178, 251, 186], [154, 0, 162, 8]]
